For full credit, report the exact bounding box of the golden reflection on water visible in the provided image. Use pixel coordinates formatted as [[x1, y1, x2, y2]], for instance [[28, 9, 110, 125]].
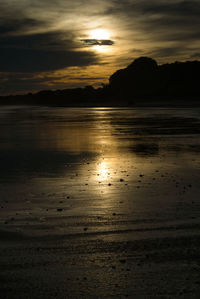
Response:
[[1, 107, 200, 238], [35, 107, 161, 191], [38, 126, 98, 153], [36, 108, 118, 155], [97, 160, 110, 181]]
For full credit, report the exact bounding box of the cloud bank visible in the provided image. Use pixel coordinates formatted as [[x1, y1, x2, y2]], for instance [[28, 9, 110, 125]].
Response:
[[0, 0, 199, 94]]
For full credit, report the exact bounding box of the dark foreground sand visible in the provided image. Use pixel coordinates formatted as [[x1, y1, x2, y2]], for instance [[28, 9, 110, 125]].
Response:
[[1, 228, 200, 298], [0, 107, 200, 298]]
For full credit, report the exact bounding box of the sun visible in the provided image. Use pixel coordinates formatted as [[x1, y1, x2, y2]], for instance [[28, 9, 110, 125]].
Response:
[[89, 29, 110, 40]]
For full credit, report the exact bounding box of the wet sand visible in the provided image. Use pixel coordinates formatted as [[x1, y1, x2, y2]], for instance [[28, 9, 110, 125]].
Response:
[[0, 107, 200, 298]]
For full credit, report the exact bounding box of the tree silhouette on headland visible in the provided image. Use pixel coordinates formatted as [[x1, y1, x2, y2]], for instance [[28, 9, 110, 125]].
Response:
[[0, 57, 200, 106], [109, 57, 200, 99], [109, 57, 159, 97]]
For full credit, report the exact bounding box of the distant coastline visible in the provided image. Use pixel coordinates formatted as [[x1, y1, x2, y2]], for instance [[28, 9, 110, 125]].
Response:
[[1, 57, 200, 107]]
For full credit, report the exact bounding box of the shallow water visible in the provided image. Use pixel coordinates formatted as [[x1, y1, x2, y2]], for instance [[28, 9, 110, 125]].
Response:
[[1, 106, 200, 298], [0, 106, 200, 237]]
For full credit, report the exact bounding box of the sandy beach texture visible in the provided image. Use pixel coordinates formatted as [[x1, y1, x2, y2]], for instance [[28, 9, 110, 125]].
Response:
[[0, 107, 200, 298]]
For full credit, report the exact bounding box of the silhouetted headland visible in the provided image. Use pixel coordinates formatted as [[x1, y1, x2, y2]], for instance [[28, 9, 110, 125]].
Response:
[[1, 57, 200, 107]]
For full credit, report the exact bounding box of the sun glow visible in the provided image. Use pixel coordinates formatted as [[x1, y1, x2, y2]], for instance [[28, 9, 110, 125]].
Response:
[[89, 29, 110, 40], [91, 45, 109, 53]]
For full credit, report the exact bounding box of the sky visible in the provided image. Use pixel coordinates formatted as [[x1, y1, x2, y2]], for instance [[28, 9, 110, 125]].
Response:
[[0, 0, 200, 95]]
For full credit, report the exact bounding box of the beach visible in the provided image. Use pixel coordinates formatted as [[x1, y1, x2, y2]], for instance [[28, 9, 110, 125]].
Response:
[[0, 107, 200, 298]]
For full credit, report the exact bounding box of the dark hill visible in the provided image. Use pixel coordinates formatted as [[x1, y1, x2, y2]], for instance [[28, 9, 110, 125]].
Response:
[[109, 57, 200, 99]]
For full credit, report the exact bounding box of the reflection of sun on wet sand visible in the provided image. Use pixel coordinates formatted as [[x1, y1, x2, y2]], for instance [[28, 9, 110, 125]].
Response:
[[1, 107, 200, 298], [36, 108, 117, 154], [97, 160, 109, 181]]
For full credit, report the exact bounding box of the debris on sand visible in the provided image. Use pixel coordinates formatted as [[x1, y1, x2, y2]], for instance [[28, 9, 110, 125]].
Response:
[[119, 259, 126, 264]]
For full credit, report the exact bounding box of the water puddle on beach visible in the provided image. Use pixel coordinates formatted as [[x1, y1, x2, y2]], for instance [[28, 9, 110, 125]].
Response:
[[0, 106, 200, 238]]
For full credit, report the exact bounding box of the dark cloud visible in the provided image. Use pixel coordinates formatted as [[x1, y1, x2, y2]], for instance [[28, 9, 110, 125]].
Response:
[[0, 31, 98, 73], [147, 47, 190, 59], [0, 47, 97, 72], [0, 18, 45, 35], [0, 2, 100, 74], [81, 39, 114, 46], [139, 0, 200, 17], [110, 0, 200, 18], [108, 0, 200, 43], [190, 53, 200, 59], [0, 31, 72, 50]]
